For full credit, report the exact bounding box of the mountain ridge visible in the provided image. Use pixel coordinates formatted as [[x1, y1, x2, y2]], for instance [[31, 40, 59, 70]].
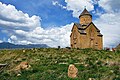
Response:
[[0, 42, 49, 49]]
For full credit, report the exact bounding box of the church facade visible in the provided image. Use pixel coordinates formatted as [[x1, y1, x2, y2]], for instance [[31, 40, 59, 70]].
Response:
[[70, 8, 103, 50]]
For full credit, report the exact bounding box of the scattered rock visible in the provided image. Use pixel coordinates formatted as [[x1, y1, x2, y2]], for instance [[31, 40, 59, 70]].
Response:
[[84, 64, 89, 67], [59, 62, 68, 65], [8, 51, 12, 54], [74, 63, 81, 65], [55, 61, 57, 64], [68, 64, 78, 78], [35, 48, 38, 52], [23, 50, 26, 53], [17, 73, 21, 77], [88, 78, 95, 80], [104, 60, 120, 66], [11, 61, 31, 75], [15, 61, 30, 71], [20, 62, 29, 69]]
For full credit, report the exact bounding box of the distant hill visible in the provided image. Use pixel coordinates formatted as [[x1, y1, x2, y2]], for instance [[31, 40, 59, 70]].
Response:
[[0, 42, 49, 49], [115, 44, 120, 50]]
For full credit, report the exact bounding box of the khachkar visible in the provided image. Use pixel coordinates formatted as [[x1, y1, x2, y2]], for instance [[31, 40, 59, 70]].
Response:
[[70, 8, 103, 50]]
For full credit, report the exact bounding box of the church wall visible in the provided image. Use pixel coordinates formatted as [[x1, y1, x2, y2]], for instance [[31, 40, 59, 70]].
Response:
[[79, 34, 88, 48], [76, 32, 81, 48], [97, 36, 103, 50], [70, 23, 103, 50], [85, 24, 100, 49], [70, 25, 81, 48], [70, 33, 73, 48], [80, 15, 92, 25]]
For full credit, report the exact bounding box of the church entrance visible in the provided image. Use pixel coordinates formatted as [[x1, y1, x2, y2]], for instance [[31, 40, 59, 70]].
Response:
[[90, 37, 94, 48]]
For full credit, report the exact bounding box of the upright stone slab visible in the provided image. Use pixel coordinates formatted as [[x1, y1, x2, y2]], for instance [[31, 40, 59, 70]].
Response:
[[68, 64, 78, 78]]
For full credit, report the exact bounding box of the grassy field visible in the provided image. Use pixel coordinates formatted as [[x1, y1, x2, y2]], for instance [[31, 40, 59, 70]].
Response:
[[0, 48, 120, 80]]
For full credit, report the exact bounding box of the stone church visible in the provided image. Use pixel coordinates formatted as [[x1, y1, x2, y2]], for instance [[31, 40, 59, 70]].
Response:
[[70, 8, 103, 50]]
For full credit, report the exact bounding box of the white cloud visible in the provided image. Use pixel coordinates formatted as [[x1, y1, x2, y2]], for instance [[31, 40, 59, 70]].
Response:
[[52, 1, 66, 9], [92, 0, 120, 47], [0, 2, 74, 48], [94, 13, 120, 47], [8, 23, 73, 47], [0, 2, 41, 31], [10, 35, 17, 40], [53, 0, 94, 18], [0, 40, 3, 43], [99, 0, 120, 12]]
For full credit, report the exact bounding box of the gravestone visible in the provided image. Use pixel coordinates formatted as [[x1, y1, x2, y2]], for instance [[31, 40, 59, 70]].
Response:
[[68, 64, 78, 78]]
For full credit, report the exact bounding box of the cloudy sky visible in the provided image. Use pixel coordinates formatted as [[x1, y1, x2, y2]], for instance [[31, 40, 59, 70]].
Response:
[[0, 0, 120, 48]]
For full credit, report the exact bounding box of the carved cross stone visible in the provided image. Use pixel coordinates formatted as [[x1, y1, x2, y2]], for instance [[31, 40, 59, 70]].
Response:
[[68, 64, 78, 78]]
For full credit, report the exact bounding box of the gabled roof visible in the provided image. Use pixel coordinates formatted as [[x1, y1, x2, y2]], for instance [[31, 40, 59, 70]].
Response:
[[73, 23, 87, 34], [74, 23, 87, 30], [78, 30, 86, 34], [85, 22, 100, 32], [97, 32, 103, 36], [79, 8, 92, 18], [72, 22, 103, 36]]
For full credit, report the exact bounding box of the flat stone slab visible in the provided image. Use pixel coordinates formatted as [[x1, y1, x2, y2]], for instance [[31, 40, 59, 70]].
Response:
[[0, 63, 8, 67]]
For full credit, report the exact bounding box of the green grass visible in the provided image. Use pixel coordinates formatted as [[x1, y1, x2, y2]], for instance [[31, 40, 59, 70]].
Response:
[[0, 48, 120, 80]]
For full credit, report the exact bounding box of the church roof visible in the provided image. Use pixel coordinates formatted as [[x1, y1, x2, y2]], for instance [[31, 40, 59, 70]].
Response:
[[74, 23, 91, 29], [74, 23, 87, 34], [79, 8, 92, 18], [74, 23, 87, 30], [74, 22, 103, 36], [74, 22, 100, 31], [97, 32, 103, 36], [78, 30, 86, 34]]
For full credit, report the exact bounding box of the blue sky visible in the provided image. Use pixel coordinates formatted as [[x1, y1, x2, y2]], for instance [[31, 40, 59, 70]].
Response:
[[0, 0, 77, 27], [0, 0, 120, 48]]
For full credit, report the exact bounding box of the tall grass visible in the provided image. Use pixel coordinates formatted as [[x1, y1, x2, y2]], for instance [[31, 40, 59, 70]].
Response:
[[0, 48, 120, 80]]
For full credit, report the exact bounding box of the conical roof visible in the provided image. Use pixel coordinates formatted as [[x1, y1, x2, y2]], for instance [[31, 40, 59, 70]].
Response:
[[79, 8, 92, 18]]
